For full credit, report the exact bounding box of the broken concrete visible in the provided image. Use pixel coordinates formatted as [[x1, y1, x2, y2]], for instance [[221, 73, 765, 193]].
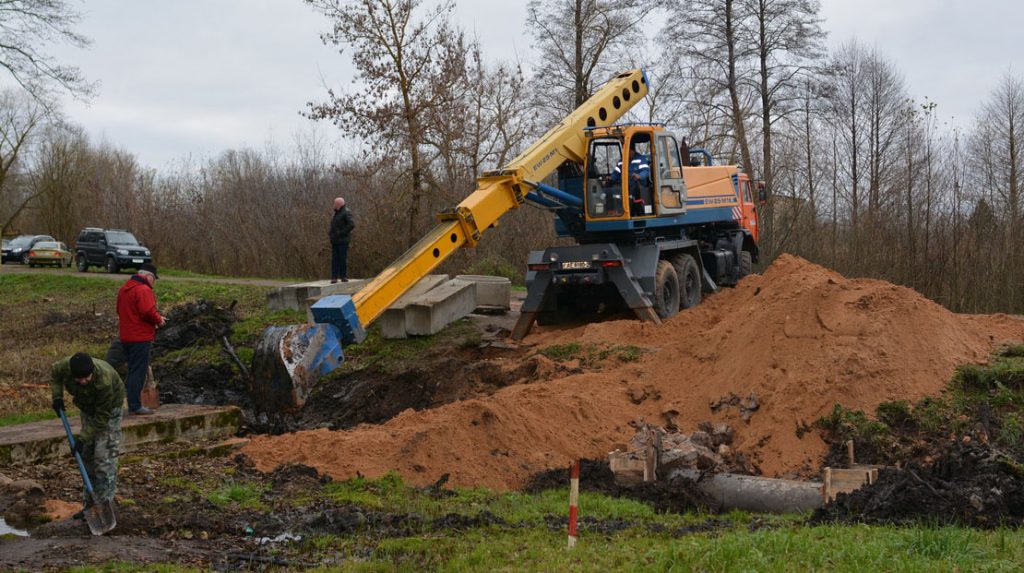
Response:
[[0, 405, 241, 465], [454, 275, 512, 312], [405, 279, 477, 336], [378, 274, 450, 339]]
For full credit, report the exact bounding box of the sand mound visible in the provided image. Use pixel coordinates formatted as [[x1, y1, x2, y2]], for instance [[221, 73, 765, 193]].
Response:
[[241, 255, 1024, 489]]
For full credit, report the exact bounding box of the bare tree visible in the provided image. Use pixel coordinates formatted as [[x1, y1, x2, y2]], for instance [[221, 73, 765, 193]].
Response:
[[0, 0, 95, 104], [663, 0, 757, 177], [0, 88, 45, 234], [31, 122, 89, 242], [305, 0, 468, 245], [526, 0, 655, 112]]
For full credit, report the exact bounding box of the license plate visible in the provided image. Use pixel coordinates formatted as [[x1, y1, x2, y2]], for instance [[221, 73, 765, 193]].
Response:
[[132, 258, 144, 263], [561, 261, 591, 270]]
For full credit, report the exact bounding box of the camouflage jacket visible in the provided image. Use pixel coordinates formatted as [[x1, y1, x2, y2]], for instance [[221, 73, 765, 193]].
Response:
[[50, 357, 125, 442]]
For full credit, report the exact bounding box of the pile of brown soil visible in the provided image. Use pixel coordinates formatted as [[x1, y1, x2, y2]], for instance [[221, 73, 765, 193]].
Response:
[[241, 255, 1024, 489]]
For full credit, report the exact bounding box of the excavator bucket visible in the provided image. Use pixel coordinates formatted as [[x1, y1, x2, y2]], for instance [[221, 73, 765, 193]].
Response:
[[250, 295, 365, 413]]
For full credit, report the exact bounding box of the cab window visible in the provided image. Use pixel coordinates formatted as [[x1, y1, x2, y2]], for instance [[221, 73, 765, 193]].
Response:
[[586, 138, 625, 218], [658, 136, 683, 180]]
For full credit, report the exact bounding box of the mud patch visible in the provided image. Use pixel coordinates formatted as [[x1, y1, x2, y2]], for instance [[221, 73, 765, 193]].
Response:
[[812, 442, 1024, 527], [294, 349, 544, 432]]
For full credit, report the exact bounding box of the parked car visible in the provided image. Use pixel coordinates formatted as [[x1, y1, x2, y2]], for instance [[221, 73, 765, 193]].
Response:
[[1, 238, 8, 263], [3, 234, 57, 264], [27, 241, 73, 267], [74, 228, 152, 273]]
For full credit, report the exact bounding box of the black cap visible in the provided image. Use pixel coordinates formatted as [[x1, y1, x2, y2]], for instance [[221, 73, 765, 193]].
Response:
[[69, 352, 94, 378], [139, 263, 159, 279]]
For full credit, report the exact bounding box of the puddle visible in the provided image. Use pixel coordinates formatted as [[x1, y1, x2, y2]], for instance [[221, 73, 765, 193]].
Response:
[[0, 517, 29, 537]]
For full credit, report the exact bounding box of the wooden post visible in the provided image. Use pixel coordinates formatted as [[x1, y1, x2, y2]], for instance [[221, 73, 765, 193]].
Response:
[[823, 467, 833, 503], [568, 460, 580, 549], [846, 440, 855, 466]]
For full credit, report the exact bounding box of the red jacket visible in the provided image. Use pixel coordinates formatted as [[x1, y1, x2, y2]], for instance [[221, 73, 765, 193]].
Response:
[[117, 276, 162, 343]]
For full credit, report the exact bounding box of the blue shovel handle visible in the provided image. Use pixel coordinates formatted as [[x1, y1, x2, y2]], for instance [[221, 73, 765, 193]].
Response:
[[58, 409, 97, 498]]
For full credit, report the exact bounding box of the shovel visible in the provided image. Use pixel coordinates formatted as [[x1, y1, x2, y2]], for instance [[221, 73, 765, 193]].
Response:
[[58, 409, 117, 535]]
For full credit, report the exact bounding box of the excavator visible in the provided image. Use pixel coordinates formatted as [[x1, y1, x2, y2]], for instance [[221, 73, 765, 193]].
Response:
[[251, 69, 762, 412]]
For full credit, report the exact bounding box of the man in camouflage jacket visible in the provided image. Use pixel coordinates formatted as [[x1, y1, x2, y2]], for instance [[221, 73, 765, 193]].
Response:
[[50, 352, 125, 506]]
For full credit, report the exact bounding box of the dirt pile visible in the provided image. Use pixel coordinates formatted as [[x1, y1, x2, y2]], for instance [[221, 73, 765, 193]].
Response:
[[150, 300, 251, 411], [812, 442, 1024, 527], [241, 254, 1024, 489]]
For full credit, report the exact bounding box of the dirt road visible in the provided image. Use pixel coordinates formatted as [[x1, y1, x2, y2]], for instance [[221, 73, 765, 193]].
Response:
[[0, 263, 294, 287]]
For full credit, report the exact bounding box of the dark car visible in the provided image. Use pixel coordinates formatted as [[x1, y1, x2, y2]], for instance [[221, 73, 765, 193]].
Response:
[[2, 234, 57, 264], [74, 228, 152, 273]]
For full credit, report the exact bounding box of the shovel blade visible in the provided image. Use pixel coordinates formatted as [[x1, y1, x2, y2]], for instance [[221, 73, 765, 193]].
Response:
[[84, 500, 116, 536]]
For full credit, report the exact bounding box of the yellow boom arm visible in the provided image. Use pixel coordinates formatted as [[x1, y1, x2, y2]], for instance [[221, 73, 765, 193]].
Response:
[[351, 69, 650, 326]]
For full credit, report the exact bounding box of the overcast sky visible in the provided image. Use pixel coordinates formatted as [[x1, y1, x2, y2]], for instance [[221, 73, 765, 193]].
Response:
[[14, 0, 1024, 169]]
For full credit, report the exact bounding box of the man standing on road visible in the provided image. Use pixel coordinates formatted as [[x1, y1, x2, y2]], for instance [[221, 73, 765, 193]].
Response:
[[115, 262, 165, 415], [50, 352, 125, 511], [329, 197, 355, 284]]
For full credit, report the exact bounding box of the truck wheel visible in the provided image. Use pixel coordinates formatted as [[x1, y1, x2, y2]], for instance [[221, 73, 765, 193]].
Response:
[[671, 253, 702, 309], [105, 256, 119, 274], [739, 250, 753, 279], [76, 254, 88, 272], [653, 260, 680, 320]]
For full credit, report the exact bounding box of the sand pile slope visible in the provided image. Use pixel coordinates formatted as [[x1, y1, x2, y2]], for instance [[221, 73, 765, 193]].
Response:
[[241, 255, 1024, 489]]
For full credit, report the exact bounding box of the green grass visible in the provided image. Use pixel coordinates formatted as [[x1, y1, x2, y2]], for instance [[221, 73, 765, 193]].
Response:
[[158, 267, 303, 283], [70, 524, 1024, 572], [0, 409, 76, 427], [206, 481, 268, 510], [0, 274, 111, 304], [44, 471, 1024, 571], [338, 319, 481, 374]]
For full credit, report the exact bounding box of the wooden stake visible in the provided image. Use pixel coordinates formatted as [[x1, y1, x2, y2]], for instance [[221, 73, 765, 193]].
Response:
[[568, 460, 580, 549], [846, 440, 855, 466]]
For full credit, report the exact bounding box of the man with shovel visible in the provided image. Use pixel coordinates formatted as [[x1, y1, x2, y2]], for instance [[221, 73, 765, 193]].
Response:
[[50, 352, 124, 527]]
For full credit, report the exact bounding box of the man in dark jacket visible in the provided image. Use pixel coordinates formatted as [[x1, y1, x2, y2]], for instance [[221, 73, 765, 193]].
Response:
[[115, 263, 165, 415], [51, 352, 125, 508], [329, 197, 355, 283]]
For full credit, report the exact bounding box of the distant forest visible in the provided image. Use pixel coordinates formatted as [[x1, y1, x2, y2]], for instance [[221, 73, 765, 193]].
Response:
[[1, 0, 1021, 314]]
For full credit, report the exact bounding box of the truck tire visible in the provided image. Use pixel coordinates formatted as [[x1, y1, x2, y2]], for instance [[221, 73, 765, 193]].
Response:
[[105, 256, 119, 274], [653, 260, 680, 320], [739, 250, 753, 279], [76, 254, 88, 272], [671, 253, 702, 309]]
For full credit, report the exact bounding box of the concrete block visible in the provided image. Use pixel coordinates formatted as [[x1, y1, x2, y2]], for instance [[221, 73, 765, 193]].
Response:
[[454, 274, 512, 310], [405, 279, 477, 336], [378, 275, 450, 339], [266, 288, 286, 311], [0, 405, 241, 465]]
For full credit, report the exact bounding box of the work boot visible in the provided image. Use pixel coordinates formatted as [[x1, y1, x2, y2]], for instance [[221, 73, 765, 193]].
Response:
[[341, 278, 348, 283], [331, 278, 338, 284], [130, 406, 154, 415]]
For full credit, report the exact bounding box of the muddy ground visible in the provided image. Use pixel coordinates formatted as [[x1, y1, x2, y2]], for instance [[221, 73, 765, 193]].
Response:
[[0, 440, 751, 570]]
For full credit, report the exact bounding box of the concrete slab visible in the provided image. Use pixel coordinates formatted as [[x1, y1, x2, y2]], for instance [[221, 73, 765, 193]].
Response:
[[454, 275, 512, 311], [378, 275, 450, 339], [405, 279, 477, 336], [269, 279, 368, 312], [0, 404, 241, 465]]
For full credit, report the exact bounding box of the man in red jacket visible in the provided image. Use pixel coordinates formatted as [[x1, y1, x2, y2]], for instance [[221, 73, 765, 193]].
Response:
[[116, 263, 165, 415]]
